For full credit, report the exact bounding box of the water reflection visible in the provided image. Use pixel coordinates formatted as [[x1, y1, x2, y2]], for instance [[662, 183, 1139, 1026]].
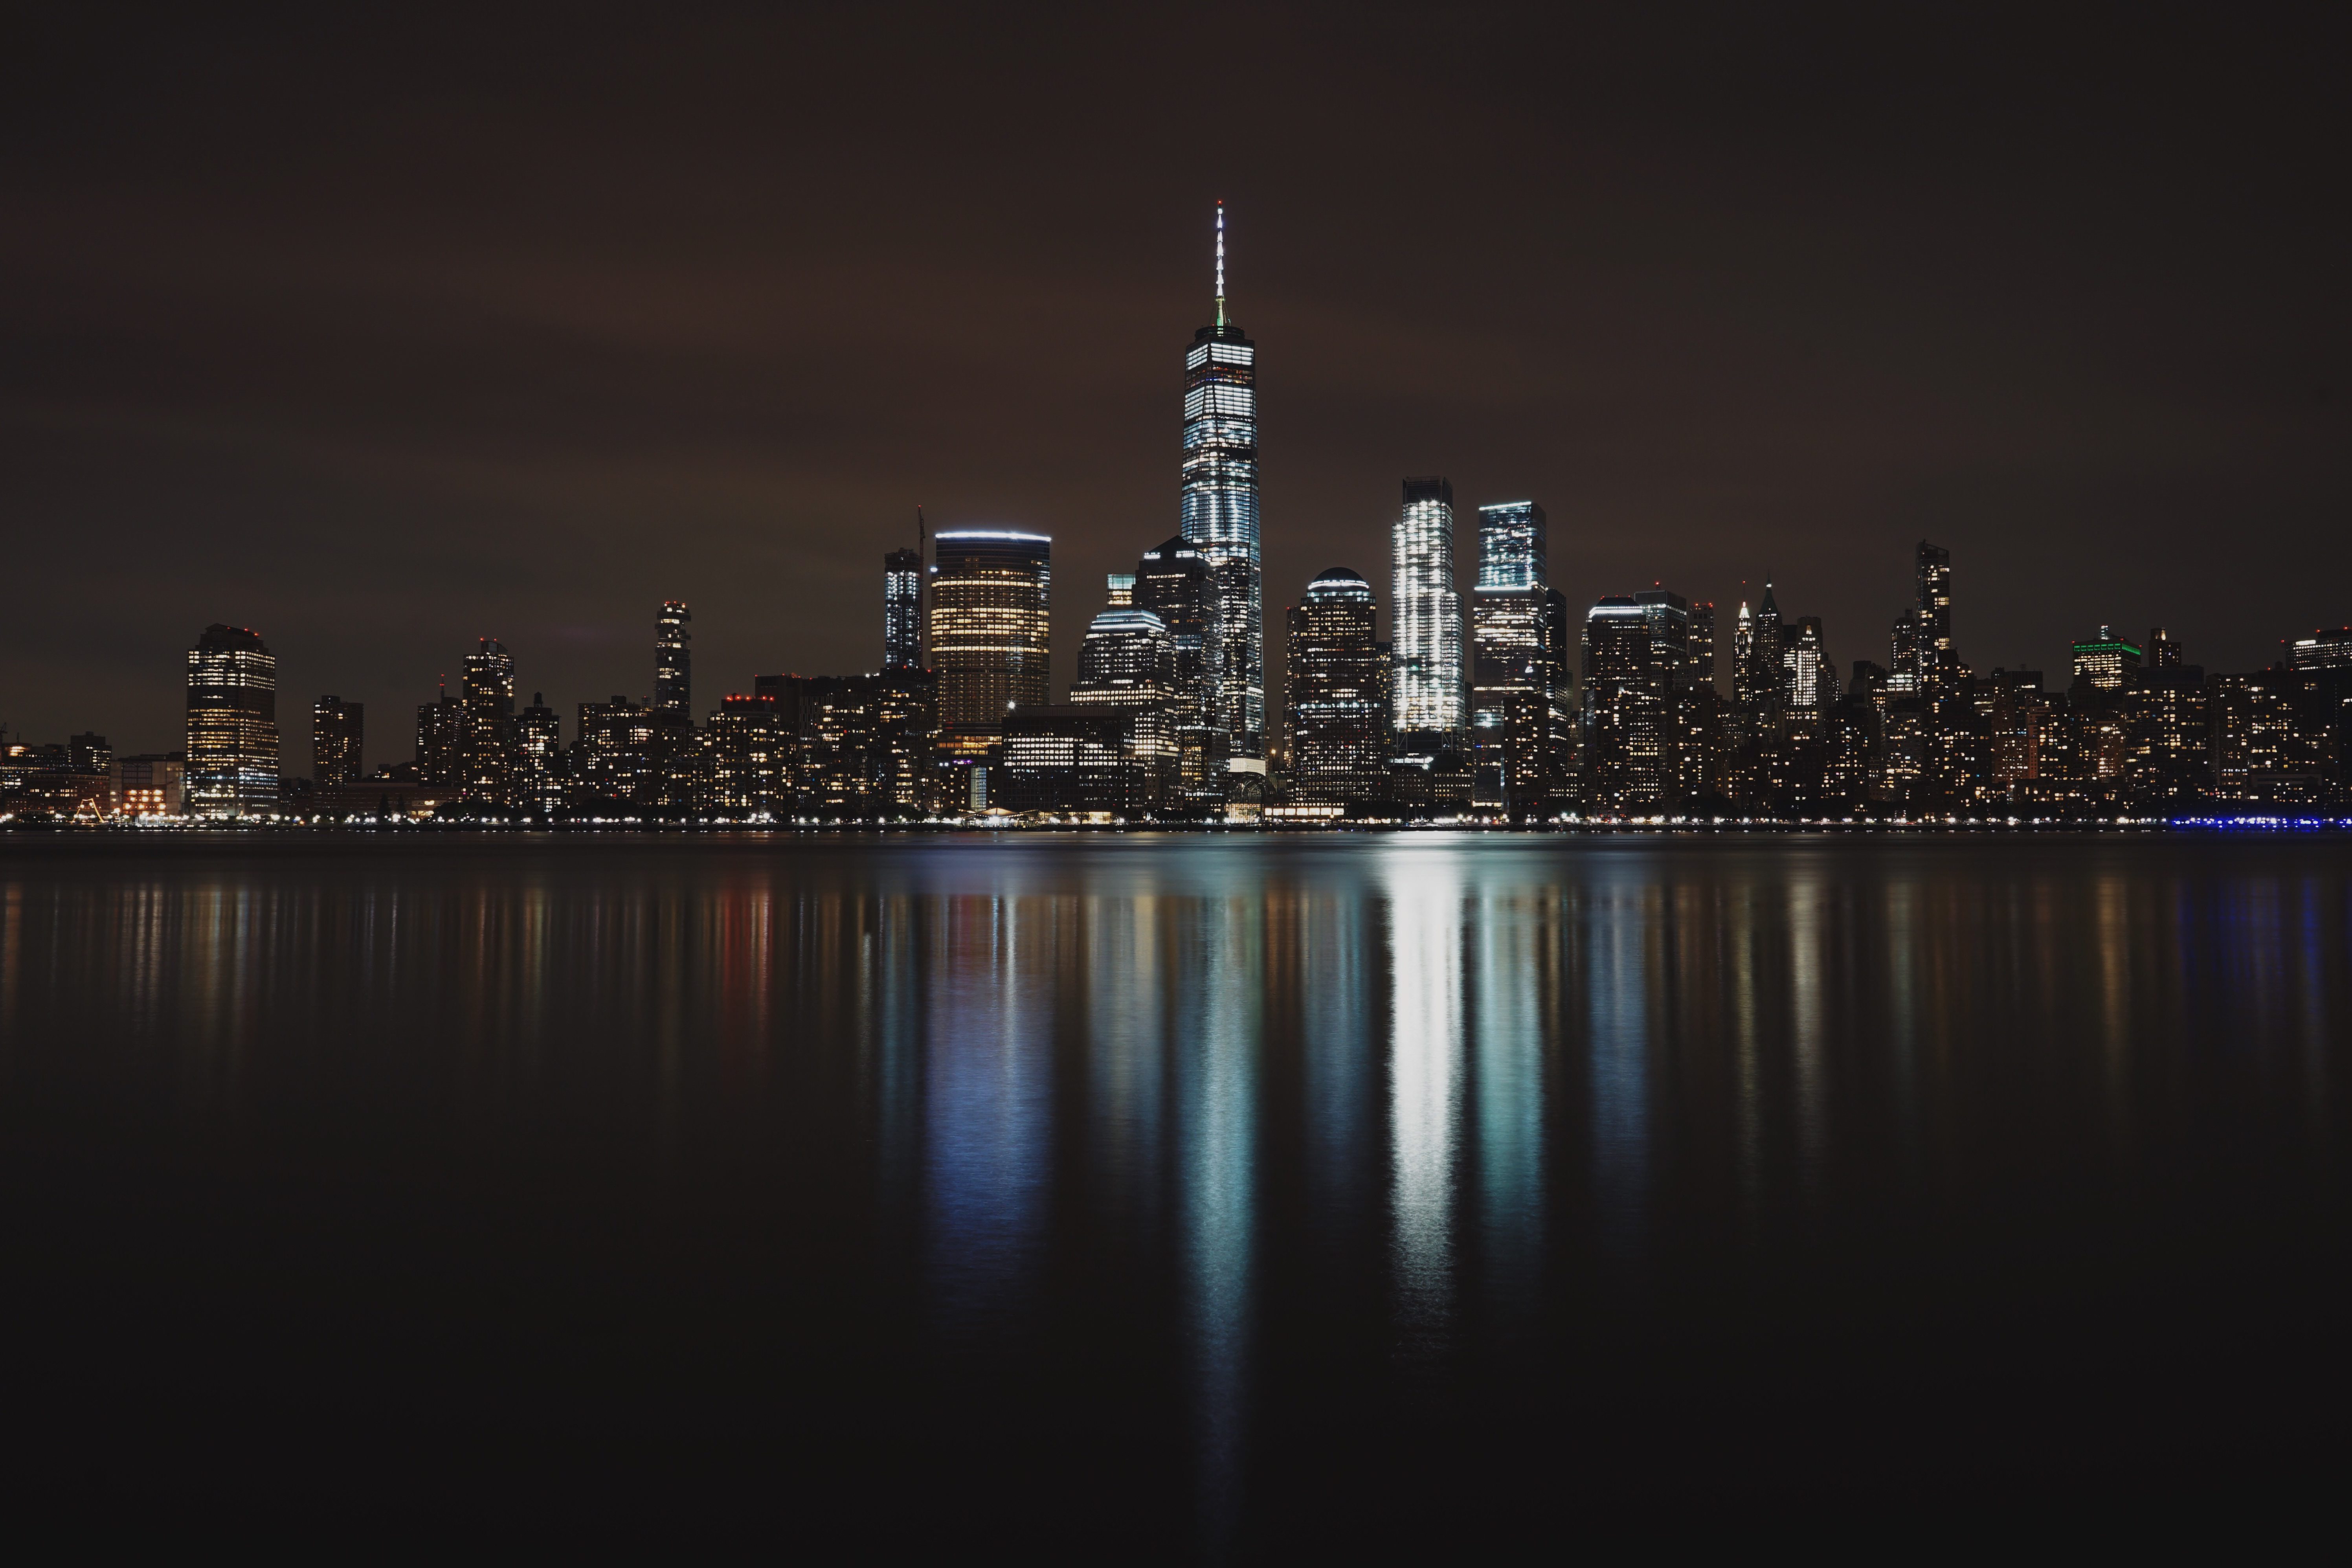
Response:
[[3, 834, 2349, 1543], [1386, 844, 1463, 1348]]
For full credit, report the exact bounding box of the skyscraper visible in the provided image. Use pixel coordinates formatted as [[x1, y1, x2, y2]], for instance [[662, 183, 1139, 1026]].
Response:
[[1071, 600, 1179, 709], [1471, 501, 1568, 815], [931, 530, 1052, 732], [1180, 203, 1263, 766], [185, 623, 279, 818], [1915, 541, 1954, 688], [460, 637, 517, 808], [884, 547, 924, 670], [313, 696, 364, 784], [1285, 568, 1391, 806], [1474, 501, 1547, 592], [1581, 597, 1664, 811], [1392, 476, 1463, 742], [655, 601, 692, 717], [516, 692, 564, 812], [1135, 533, 1224, 808]]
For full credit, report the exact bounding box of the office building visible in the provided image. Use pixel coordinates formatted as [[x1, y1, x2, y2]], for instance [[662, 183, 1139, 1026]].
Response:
[[1072, 594, 1179, 709], [1781, 615, 1835, 713], [1135, 533, 1225, 806], [2069, 626, 2142, 700], [1286, 568, 1391, 807], [516, 693, 564, 812], [885, 548, 924, 670], [1471, 503, 1570, 816], [1180, 203, 1264, 764], [415, 683, 462, 788], [459, 637, 517, 808], [1915, 542, 1954, 687], [998, 705, 1164, 816], [110, 753, 185, 818], [2290, 627, 2352, 671], [1735, 587, 1783, 711], [313, 696, 364, 784], [931, 530, 1052, 733], [1474, 501, 1546, 592], [185, 623, 279, 818], [1391, 476, 1463, 743], [655, 601, 692, 717], [1582, 596, 1666, 811]]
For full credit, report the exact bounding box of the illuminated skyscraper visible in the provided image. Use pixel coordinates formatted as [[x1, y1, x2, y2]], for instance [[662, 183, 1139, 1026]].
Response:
[[1181, 203, 1263, 765], [185, 623, 279, 817], [1072, 600, 1179, 709], [931, 530, 1052, 732], [1474, 501, 1546, 592], [459, 637, 517, 807], [885, 548, 924, 670], [655, 601, 692, 717], [1391, 476, 1463, 741], [312, 696, 364, 784], [1286, 568, 1391, 806], [1471, 502, 1568, 815], [1915, 541, 1954, 687], [1135, 533, 1224, 808]]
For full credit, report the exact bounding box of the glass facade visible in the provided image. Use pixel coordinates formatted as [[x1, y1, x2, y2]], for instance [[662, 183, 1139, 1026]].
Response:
[[1286, 568, 1390, 805], [931, 531, 1052, 733], [1181, 204, 1263, 762], [1071, 606, 1178, 708], [1474, 501, 1546, 591], [884, 549, 923, 670], [1391, 476, 1463, 738], [184, 623, 279, 818]]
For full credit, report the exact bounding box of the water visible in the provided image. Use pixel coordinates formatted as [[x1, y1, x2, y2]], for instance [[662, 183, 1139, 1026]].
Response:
[[2, 832, 2346, 1550]]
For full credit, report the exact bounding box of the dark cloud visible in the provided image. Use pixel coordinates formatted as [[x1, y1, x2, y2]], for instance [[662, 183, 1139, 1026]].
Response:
[[4, 3, 2345, 756]]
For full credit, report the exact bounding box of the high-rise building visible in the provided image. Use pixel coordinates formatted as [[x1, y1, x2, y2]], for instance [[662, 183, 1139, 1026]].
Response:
[[313, 696, 364, 784], [707, 693, 784, 814], [2070, 626, 2143, 697], [1915, 541, 1954, 689], [1470, 501, 1570, 815], [516, 692, 563, 812], [1581, 597, 1663, 811], [2290, 627, 2352, 670], [459, 637, 517, 808], [1474, 501, 1546, 592], [1072, 599, 1179, 708], [655, 601, 691, 717], [1781, 615, 1835, 713], [1135, 533, 1224, 806], [1180, 203, 1263, 765], [1689, 602, 1718, 690], [185, 623, 279, 818], [1735, 586, 1784, 710], [415, 682, 462, 788], [575, 697, 657, 811], [1391, 476, 1463, 743], [931, 531, 1052, 732], [885, 548, 924, 670], [1286, 568, 1391, 807]]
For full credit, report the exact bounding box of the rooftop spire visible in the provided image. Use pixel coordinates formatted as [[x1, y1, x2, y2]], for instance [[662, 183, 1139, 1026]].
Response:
[[1214, 201, 1225, 327]]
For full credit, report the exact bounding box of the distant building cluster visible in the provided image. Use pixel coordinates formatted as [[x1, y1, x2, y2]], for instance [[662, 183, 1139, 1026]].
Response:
[[7, 209, 2350, 825]]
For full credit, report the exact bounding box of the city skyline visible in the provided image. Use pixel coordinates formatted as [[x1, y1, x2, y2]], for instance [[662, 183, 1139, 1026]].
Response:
[[9, 11, 2344, 760]]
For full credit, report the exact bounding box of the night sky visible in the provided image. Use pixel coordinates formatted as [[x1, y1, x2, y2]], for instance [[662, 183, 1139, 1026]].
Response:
[[7, 5, 2345, 760]]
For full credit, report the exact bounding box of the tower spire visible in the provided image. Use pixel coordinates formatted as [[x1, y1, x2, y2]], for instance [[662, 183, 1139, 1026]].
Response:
[[1214, 201, 1225, 327]]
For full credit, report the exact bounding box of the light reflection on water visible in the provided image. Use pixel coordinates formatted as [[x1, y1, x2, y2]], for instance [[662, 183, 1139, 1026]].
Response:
[[2, 832, 2348, 1544]]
